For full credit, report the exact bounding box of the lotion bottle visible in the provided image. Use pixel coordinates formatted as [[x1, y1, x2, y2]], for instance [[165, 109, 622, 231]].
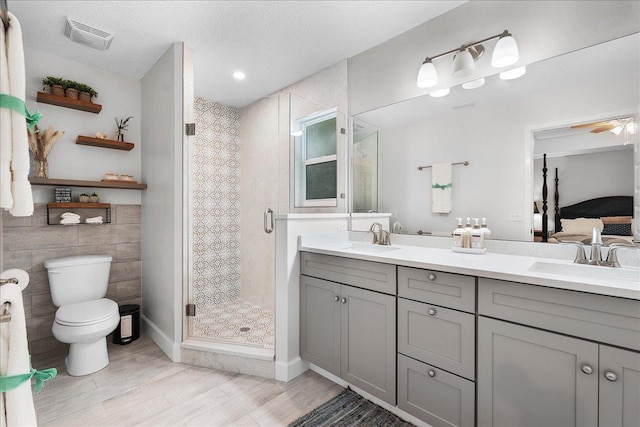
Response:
[[471, 218, 484, 249], [462, 217, 472, 248], [453, 218, 464, 248], [481, 217, 492, 240]]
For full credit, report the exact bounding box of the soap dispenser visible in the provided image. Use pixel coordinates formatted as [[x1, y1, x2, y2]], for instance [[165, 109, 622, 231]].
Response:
[[462, 217, 472, 248], [453, 218, 464, 248], [471, 218, 484, 249], [481, 217, 492, 240]]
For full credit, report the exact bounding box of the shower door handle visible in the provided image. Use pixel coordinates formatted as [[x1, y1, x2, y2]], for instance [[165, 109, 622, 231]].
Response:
[[264, 208, 274, 234]]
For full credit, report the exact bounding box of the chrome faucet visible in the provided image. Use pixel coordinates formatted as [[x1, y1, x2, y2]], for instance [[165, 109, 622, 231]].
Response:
[[605, 243, 639, 268], [589, 227, 606, 265], [562, 228, 638, 267], [392, 221, 403, 234], [369, 222, 391, 245]]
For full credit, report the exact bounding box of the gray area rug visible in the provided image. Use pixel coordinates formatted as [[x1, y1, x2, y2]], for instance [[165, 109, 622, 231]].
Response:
[[288, 388, 415, 426]]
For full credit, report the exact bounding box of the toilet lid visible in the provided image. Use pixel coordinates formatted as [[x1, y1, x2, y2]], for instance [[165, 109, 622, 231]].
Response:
[[56, 298, 119, 326]]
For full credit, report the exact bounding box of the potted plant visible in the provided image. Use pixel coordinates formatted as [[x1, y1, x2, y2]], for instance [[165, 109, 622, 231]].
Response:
[[64, 79, 79, 100], [79, 193, 90, 203], [90, 192, 99, 203], [77, 83, 98, 103], [42, 76, 66, 97]]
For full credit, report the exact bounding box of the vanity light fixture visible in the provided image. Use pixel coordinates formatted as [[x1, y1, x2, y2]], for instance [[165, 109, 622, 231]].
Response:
[[610, 125, 624, 136], [417, 30, 519, 88], [499, 66, 526, 80]]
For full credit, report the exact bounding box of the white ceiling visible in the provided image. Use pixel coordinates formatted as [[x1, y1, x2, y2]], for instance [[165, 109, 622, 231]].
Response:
[[11, 0, 466, 107]]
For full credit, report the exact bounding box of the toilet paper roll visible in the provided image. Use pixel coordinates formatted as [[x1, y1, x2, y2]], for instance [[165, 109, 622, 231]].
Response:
[[1, 269, 30, 291]]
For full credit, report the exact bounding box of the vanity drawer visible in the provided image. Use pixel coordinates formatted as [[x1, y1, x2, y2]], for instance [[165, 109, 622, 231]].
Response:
[[478, 278, 640, 351], [300, 252, 396, 295], [398, 266, 475, 312], [398, 354, 475, 427], [398, 298, 475, 380]]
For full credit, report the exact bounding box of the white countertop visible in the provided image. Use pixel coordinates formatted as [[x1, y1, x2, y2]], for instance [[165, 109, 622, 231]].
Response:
[[299, 233, 640, 300]]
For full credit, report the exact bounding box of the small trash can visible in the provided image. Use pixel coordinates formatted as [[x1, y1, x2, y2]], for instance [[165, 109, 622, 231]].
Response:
[[113, 304, 140, 345]]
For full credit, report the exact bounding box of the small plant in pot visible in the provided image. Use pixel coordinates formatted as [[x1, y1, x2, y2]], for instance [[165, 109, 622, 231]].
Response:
[[42, 76, 66, 97], [63, 79, 79, 100], [76, 83, 98, 103], [79, 193, 90, 203], [90, 192, 99, 203]]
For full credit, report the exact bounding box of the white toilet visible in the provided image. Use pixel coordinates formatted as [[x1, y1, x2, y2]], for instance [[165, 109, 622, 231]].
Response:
[[44, 255, 120, 376]]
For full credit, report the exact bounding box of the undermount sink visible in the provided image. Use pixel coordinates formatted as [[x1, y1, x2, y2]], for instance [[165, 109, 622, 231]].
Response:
[[528, 261, 640, 284], [343, 242, 402, 254]]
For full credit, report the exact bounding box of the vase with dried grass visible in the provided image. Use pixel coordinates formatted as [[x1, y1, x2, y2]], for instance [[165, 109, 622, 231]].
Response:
[[28, 125, 66, 179]]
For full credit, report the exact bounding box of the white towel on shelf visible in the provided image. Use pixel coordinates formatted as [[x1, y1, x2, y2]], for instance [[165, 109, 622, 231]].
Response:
[[0, 283, 38, 427], [0, 22, 13, 210], [60, 212, 81, 220], [431, 162, 452, 213], [6, 13, 34, 217], [59, 218, 80, 225], [85, 216, 103, 224]]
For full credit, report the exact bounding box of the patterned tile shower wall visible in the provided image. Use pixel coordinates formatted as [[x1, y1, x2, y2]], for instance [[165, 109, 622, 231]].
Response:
[[192, 97, 241, 307]]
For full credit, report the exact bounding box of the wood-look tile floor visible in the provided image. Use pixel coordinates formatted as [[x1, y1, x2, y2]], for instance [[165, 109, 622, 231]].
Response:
[[31, 335, 343, 427]]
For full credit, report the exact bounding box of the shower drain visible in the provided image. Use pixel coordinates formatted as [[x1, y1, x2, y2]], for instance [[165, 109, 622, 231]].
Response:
[[239, 327, 251, 332]]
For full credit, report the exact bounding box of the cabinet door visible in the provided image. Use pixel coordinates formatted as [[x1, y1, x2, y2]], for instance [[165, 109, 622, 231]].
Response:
[[478, 317, 598, 427], [600, 345, 640, 427], [300, 275, 341, 376], [398, 354, 475, 427], [341, 285, 396, 405], [398, 298, 475, 380]]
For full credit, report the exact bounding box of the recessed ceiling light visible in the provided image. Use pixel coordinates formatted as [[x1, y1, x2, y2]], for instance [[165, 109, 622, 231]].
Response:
[[233, 71, 245, 80], [430, 88, 450, 98], [499, 66, 526, 80]]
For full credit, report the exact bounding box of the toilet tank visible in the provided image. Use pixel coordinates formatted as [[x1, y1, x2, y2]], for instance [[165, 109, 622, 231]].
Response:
[[44, 255, 113, 307]]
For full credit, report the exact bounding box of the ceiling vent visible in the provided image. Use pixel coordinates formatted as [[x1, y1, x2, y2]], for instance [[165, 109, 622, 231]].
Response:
[[64, 17, 114, 51]]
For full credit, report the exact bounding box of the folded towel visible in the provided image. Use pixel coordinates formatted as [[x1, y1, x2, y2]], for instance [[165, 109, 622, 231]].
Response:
[[431, 162, 452, 213], [60, 212, 81, 219], [0, 22, 13, 210], [59, 218, 80, 225], [0, 283, 37, 426], [85, 216, 103, 224], [6, 13, 34, 217]]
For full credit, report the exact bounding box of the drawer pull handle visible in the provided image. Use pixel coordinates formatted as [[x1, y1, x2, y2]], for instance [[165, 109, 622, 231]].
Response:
[[604, 371, 618, 382], [334, 296, 339, 302], [341, 298, 347, 304], [428, 308, 436, 316], [428, 273, 437, 281], [428, 370, 436, 377], [581, 365, 593, 375]]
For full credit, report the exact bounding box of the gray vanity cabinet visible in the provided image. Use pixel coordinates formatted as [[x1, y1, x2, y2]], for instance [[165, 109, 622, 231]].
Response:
[[299, 253, 397, 405], [599, 345, 640, 427], [477, 316, 599, 427]]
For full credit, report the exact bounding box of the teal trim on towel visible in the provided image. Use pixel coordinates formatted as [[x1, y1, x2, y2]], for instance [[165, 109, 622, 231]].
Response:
[[0, 363, 57, 394], [0, 93, 42, 131], [432, 182, 452, 190]]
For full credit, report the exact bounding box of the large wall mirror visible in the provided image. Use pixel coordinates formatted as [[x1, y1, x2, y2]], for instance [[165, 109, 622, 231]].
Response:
[[351, 32, 639, 242]]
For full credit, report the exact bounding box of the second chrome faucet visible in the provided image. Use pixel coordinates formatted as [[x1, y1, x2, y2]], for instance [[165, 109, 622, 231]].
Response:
[[370, 222, 391, 246]]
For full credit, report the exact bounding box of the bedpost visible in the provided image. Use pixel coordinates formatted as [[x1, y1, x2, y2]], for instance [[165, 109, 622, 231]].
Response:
[[554, 167, 560, 233], [542, 154, 548, 242]]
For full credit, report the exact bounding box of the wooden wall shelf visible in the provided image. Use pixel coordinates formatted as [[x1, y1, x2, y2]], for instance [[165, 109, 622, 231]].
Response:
[[76, 135, 134, 151], [30, 177, 147, 190], [36, 92, 102, 114], [48, 202, 111, 209]]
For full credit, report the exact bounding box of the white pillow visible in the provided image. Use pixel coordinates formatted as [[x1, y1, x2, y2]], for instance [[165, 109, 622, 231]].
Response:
[[560, 217, 604, 234]]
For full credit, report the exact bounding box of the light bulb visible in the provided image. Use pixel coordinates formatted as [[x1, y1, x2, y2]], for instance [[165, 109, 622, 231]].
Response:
[[610, 125, 624, 136], [500, 66, 526, 80], [430, 88, 450, 98], [462, 78, 485, 89], [233, 71, 245, 80], [492, 33, 519, 68], [417, 59, 438, 88]]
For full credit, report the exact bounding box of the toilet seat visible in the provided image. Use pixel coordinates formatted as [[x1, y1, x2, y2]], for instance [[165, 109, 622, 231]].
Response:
[[56, 298, 119, 326]]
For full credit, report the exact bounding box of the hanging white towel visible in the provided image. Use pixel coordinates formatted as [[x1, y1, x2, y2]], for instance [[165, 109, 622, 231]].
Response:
[[431, 162, 452, 213], [0, 283, 37, 427], [4, 12, 34, 217], [0, 23, 13, 210]]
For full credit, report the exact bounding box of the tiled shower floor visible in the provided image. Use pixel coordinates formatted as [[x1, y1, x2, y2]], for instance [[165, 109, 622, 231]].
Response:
[[191, 299, 275, 348]]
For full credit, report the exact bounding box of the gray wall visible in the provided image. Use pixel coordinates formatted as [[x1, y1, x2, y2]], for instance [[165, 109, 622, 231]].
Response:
[[2, 204, 141, 355]]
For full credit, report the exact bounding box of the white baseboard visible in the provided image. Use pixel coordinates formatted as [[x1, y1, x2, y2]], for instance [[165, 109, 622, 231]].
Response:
[[141, 314, 181, 362], [275, 356, 309, 382], [309, 364, 432, 427]]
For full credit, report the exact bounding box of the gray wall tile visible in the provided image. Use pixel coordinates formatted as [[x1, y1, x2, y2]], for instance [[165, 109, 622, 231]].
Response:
[[110, 261, 142, 283], [116, 242, 141, 262], [4, 226, 79, 251], [114, 205, 141, 224], [115, 279, 142, 300], [31, 293, 57, 317], [78, 224, 141, 245], [3, 250, 32, 271]]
